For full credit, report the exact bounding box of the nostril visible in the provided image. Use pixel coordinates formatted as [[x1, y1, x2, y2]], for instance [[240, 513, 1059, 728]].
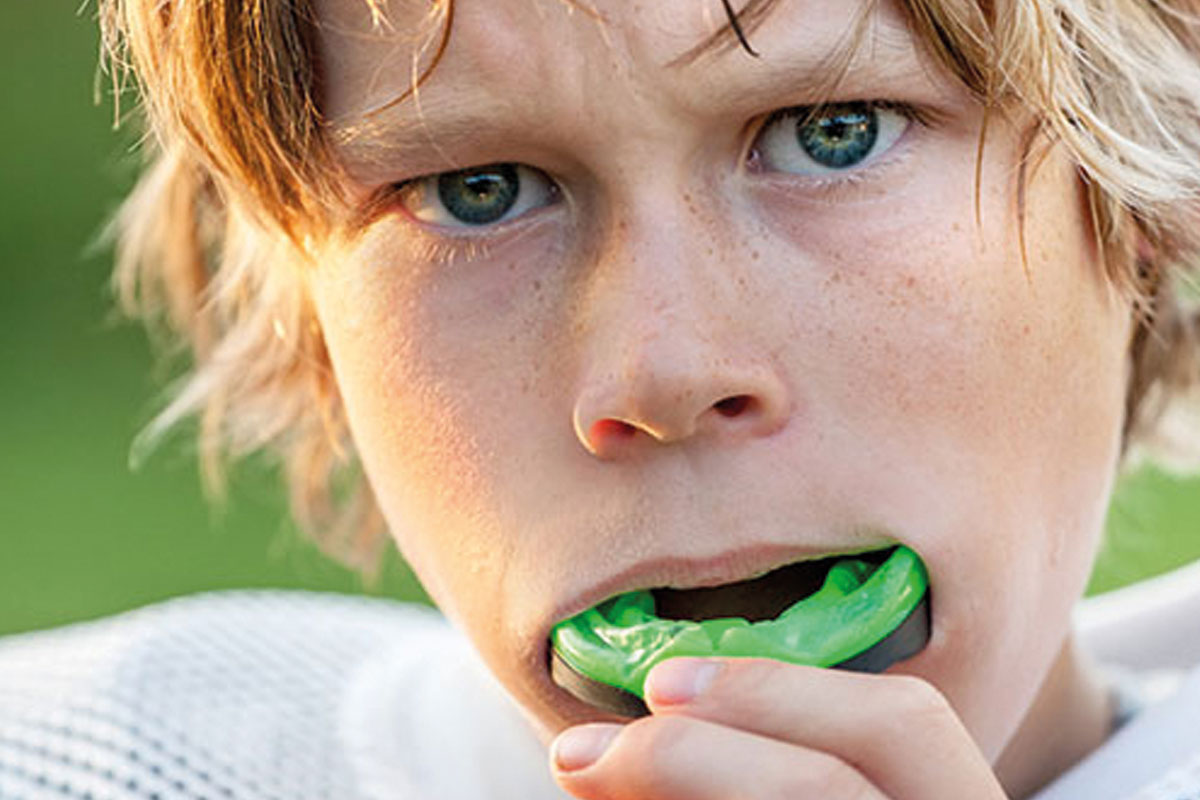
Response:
[[713, 395, 752, 418], [590, 419, 638, 441]]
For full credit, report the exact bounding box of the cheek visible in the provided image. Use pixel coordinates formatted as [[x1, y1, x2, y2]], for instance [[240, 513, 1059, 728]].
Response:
[[755, 154, 1129, 754], [758, 164, 1127, 485], [309, 224, 585, 630], [307, 235, 515, 617]]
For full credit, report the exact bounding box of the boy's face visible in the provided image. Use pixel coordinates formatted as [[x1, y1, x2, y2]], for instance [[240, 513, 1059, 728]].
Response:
[[311, 0, 1132, 758]]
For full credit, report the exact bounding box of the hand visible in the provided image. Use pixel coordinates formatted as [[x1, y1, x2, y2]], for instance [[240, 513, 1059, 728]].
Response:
[[550, 657, 1009, 799]]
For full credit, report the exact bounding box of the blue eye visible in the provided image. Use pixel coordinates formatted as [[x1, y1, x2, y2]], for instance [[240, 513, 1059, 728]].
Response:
[[754, 102, 910, 176], [400, 163, 558, 228]]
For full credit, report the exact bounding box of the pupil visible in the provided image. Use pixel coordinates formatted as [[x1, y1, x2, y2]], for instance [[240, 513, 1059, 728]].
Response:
[[438, 164, 520, 225], [797, 103, 879, 169]]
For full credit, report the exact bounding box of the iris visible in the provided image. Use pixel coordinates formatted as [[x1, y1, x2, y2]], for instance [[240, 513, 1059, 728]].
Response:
[[797, 103, 880, 169], [437, 164, 521, 225]]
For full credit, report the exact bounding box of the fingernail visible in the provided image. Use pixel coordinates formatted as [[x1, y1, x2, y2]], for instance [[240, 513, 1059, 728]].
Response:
[[645, 658, 720, 705], [552, 724, 621, 772]]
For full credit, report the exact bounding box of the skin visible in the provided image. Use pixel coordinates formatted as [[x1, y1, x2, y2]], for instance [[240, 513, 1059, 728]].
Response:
[[309, 0, 1133, 796]]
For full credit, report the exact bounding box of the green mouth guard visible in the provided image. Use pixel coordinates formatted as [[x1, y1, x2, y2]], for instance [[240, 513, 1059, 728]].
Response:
[[550, 545, 930, 717]]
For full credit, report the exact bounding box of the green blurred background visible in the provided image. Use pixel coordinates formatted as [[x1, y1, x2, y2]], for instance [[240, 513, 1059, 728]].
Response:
[[2, 3, 1198, 638]]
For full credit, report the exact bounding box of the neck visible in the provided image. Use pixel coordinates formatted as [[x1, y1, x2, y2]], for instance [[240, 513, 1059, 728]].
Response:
[[994, 635, 1114, 799]]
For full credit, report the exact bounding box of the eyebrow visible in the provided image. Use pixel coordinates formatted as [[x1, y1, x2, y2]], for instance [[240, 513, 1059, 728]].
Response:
[[676, 0, 782, 65], [329, 0, 914, 178], [674, 0, 881, 71], [677, 4, 919, 112], [672, 0, 882, 109], [331, 94, 516, 180]]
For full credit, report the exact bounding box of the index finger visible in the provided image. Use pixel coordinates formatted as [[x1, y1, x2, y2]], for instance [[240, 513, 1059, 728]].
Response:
[[643, 657, 1006, 800]]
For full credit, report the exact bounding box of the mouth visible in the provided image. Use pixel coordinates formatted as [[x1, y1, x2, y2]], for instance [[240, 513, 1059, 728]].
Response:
[[549, 545, 930, 717], [651, 546, 897, 622]]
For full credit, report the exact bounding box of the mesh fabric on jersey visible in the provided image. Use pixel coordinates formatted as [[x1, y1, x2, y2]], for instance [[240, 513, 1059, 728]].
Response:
[[0, 591, 566, 800]]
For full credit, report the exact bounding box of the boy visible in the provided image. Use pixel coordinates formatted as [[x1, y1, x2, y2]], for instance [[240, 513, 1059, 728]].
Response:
[[3, 0, 1200, 797]]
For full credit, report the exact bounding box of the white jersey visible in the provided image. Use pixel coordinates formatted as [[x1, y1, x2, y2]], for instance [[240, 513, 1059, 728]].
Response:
[[0, 591, 568, 800], [1033, 558, 1200, 800], [3, 560, 1200, 800]]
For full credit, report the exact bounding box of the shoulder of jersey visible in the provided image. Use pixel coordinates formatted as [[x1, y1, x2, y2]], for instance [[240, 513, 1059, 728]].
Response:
[[0, 590, 444, 799]]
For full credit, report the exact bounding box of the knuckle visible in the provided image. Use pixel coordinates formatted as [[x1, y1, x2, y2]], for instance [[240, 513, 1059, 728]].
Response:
[[887, 674, 954, 722]]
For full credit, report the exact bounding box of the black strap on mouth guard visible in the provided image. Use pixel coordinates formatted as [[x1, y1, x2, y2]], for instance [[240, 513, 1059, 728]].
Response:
[[551, 593, 931, 718]]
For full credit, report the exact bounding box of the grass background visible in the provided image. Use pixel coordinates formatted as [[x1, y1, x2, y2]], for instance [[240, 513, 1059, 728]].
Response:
[[2, 3, 1199, 638]]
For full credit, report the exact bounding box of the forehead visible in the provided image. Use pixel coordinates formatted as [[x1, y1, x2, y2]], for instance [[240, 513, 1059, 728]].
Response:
[[315, 0, 921, 130]]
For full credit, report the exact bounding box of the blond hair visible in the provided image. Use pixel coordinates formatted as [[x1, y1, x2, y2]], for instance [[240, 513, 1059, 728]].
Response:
[[98, 0, 1200, 574]]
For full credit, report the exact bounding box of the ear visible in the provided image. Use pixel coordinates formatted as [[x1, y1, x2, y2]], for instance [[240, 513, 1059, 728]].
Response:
[[1119, 209, 1165, 324]]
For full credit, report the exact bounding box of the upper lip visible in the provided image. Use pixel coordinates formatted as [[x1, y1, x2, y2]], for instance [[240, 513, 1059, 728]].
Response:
[[546, 539, 898, 632]]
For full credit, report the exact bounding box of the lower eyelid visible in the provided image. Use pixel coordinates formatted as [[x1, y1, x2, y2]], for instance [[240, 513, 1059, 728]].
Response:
[[400, 207, 563, 267], [752, 144, 919, 204], [408, 187, 565, 237]]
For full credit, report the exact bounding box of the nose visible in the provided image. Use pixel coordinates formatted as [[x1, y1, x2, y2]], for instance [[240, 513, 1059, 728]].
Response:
[[570, 213, 792, 460]]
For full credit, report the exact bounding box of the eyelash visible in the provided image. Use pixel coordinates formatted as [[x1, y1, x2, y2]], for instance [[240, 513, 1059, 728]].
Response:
[[380, 99, 936, 253]]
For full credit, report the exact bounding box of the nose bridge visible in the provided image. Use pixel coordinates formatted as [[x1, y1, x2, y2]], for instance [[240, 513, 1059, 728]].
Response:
[[580, 178, 736, 367], [593, 190, 720, 347], [570, 186, 791, 458]]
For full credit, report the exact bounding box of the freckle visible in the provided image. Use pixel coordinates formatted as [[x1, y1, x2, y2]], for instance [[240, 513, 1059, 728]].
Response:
[[905, 276, 916, 288], [751, 250, 760, 261]]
